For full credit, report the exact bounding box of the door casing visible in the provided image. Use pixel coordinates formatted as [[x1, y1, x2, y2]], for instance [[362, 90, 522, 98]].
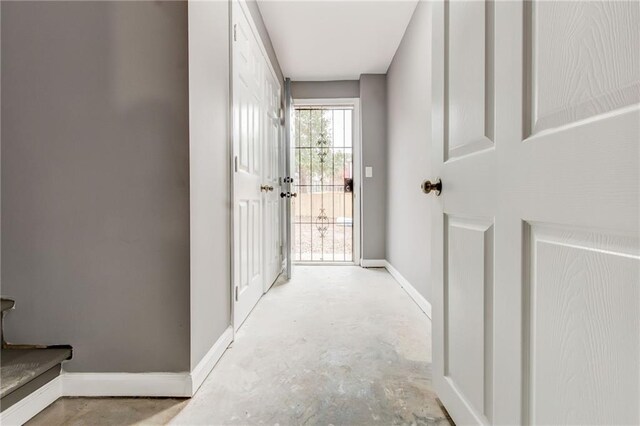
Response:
[[291, 98, 361, 266]]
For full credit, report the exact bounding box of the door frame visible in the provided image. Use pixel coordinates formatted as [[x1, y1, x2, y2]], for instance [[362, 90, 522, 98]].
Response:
[[230, 0, 283, 332], [291, 98, 361, 266]]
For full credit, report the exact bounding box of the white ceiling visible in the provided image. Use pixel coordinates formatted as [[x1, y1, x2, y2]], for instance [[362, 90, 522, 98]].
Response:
[[256, 0, 419, 81]]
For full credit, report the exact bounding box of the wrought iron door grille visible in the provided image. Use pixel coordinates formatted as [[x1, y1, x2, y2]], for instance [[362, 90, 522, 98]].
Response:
[[293, 107, 354, 262]]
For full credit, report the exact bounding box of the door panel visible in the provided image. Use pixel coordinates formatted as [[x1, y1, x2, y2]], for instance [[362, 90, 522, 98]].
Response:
[[524, 224, 639, 425], [447, 0, 494, 159], [445, 216, 494, 423], [431, 1, 640, 424], [527, 1, 640, 135]]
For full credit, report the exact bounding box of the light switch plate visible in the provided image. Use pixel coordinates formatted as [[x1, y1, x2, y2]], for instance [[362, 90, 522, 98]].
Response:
[[365, 166, 373, 178]]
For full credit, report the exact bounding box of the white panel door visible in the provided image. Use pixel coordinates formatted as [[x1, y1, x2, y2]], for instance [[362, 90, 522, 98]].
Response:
[[264, 73, 282, 291], [233, 1, 265, 330], [284, 78, 295, 279], [430, 1, 640, 424]]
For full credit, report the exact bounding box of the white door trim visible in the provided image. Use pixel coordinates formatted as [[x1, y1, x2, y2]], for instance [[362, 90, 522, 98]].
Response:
[[291, 98, 361, 265]]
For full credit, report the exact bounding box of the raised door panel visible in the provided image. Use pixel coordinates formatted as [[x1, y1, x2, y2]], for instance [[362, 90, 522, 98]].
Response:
[[445, 216, 494, 423], [527, 1, 640, 135], [238, 201, 249, 291], [446, 0, 494, 159], [525, 224, 640, 425], [235, 18, 251, 173]]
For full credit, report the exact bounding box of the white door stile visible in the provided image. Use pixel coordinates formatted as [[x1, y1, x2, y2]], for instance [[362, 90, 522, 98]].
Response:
[[284, 78, 295, 279], [264, 72, 282, 292]]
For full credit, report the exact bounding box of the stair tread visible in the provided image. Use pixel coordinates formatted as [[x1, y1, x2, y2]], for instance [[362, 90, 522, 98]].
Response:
[[0, 299, 15, 313], [0, 348, 71, 398]]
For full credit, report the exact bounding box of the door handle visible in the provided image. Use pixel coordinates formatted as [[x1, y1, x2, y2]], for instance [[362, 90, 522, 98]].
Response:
[[260, 185, 274, 192], [421, 178, 442, 196], [280, 192, 297, 198]]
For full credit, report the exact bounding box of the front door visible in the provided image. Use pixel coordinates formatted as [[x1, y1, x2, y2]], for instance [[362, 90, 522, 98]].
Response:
[[430, 1, 639, 424], [292, 104, 358, 263]]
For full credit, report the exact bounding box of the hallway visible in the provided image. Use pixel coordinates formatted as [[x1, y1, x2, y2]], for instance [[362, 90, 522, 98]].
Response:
[[30, 267, 451, 425]]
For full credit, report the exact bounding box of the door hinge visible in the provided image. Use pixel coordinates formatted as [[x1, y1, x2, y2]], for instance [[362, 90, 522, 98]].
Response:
[[233, 24, 237, 42], [234, 156, 238, 172], [235, 286, 238, 301]]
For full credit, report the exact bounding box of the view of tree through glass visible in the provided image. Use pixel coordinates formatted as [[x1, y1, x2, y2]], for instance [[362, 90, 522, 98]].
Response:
[[293, 107, 353, 262]]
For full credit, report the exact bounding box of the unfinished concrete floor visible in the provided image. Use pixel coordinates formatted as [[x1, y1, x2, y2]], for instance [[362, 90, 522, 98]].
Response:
[[29, 266, 450, 425]]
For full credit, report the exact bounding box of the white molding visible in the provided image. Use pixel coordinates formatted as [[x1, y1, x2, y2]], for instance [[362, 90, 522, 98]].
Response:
[[0, 376, 62, 426], [385, 261, 432, 319], [293, 98, 359, 107], [61, 372, 191, 398], [190, 326, 233, 394], [0, 328, 234, 423], [360, 259, 386, 268]]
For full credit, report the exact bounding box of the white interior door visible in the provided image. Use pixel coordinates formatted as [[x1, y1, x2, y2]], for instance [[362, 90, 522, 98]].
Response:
[[430, 0, 640, 424], [264, 72, 282, 291], [232, 1, 265, 330], [283, 78, 295, 279]]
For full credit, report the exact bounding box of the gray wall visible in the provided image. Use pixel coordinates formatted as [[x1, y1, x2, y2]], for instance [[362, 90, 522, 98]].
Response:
[[359, 75, 387, 260], [385, 1, 433, 302], [1, 1, 191, 372], [188, 1, 232, 371], [291, 80, 360, 99]]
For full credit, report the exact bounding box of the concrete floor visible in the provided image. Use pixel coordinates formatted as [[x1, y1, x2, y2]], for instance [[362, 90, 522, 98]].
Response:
[[29, 266, 450, 425]]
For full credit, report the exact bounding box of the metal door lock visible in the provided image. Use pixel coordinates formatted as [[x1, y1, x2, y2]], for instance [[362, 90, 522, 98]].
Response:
[[280, 192, 298, 199]]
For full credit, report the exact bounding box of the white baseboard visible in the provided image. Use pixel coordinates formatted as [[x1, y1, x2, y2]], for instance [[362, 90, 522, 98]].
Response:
[[0, 376, 62, 426], [1, 326, 234, 424], [360, 259, 386, 268], [62, 325, 234, 398], [61, 372, 192, 398], [384, 261, 432, 319], [190, 326, 233, 394]]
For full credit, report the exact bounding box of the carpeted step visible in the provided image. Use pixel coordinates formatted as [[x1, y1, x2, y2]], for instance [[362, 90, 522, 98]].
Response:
[[0, 299, 15, 313], [0, 347, 72, 402]]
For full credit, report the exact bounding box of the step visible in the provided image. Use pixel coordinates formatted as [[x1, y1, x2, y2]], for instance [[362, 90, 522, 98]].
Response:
[[0, 299, 15, 313], [0, 347, 72, 406]]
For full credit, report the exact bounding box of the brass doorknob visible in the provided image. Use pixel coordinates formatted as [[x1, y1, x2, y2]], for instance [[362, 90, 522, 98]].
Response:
[[421, 178, 442, 196], [260, 185, 274, 192]]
